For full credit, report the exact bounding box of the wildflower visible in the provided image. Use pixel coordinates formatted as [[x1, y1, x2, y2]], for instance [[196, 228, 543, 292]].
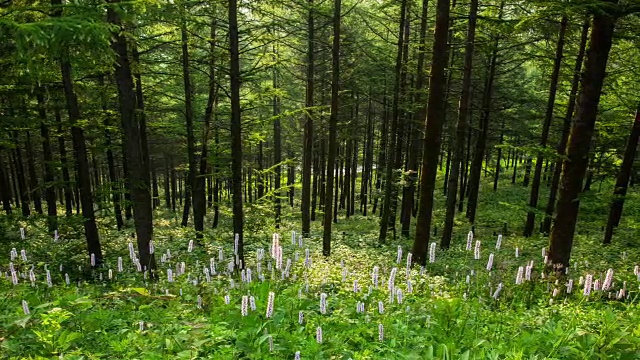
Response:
[[515, 247, 519, 258], [299, 235, 303, 248], [250, 296, 256, 311], [46, 270, 52, 287], [552, 288, 559, 297], [21, 249, 27, 262], [372, 266, 379, 288], [542, 248, 546, 258], [567, 279, 573, 294], [396, 288, 403, 304], [117, 257, 123, 272], [516, 266, 524, 285], [167, 269, 174, 282], [268, 335, 274, 352], [304, 248, 311, 268], [139, 320, 144, 331], [54, 230, 59, 242], [247, 268, 252, 283], [188, 240, 194, 252], [320, 293, 328, 314], [197, 295, 203, 309], [275, 246, 283, 270], [353, 280, 359, 293], [298, 310, 304, 324], [22, 300, 30, 315], [11, 271, 18, 285], [20, 227, 25, 240], [10, 248, 17, 261], [486, 253, 494, 271], [406, 252, 412, 275], [90, 253, 96, 267], [218, 249, 224, 262], [602, 269, 614, 291], [378, 323, 384, 341], [396, 245, 402, 264], [316, 326, 323, 344], [466, 274, 471, 284], [466, 231, 473, 251], [492, 283, 503, 300], [474, 241, 481, 260], [429, 242, 436, 263], [593, 279, 601, 291], [271, 234, 280, 258], [378, 301, 384, 314], [496, 234, 502, 250], [525, 265, 532, 281], [241, 295, 248, 316], [234, 233, 240, 255], [224, 295, 230, 304], [65, 273, 70, 285], [583, 274, 593, 296], [388, 267, 397, 295], [128, 242, 135, 259], [266, 292, 275, 318], [29, 269, 36, 283], [295, 351, 300, 360], [407, 278, 413, 293]]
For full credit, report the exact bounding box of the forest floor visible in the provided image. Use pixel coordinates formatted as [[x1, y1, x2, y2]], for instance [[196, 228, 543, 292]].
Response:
[[1, 174, 640, 359]]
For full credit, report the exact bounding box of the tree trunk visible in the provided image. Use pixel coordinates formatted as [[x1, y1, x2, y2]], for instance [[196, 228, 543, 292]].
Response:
[[25, 131, 43, 214], [465, 13, 501, 225], [107, 0, 155, 273], [229, 0, 245, 267], [323, 0, 341, 256], [100, 77, 124, 231], [301, 0, 314, 235], [442, 0, 477, 249], [54, 106, 73, 216], [411, 0, 450, 264], [361, 94, 374, 216], [193, 14, 217, 240], [0, 150, 13, 214], [603, 104, 640, 244], [37, 91, 58, 230], [493, 120, 504, 191], [60, 52, 103, 265], [273, 42, 282, 229], [379, 0, 408, 243], [180, 8, 196, 229], [548, 7, 617, 271], [524, 16, 568, 237]]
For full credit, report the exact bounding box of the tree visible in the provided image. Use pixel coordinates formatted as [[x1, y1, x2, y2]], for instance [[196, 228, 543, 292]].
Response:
[[301, 0, 315, 238], [603, 104, 640, 244], [523, 16, 567, 237], [323, 0, 341, 257], [107, 0, 155, 272], [548, 3, 618, 271], [441, 0, 478, 249], [412, 0, 450, 265], [229, 0, 245, 268]]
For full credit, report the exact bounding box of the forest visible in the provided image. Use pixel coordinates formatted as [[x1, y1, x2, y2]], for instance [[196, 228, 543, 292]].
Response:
[[1, 0, 640, 358]]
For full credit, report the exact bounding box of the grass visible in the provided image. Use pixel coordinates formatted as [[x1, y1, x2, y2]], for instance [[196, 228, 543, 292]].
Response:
[[1, 173, 639, 359]]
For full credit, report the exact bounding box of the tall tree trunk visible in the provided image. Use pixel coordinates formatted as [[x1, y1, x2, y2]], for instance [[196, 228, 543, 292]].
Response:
[[465, 7, 501, 225], [603, 104, 640, 244], [301, 0, 315, 236], [411, 0, 450, 264], [522, 156, 533, 186], [524, 16, 568, 237], [548, 6, 617, 271], [379, 0, 407, 243], [361, 94, 374, 216], [542, 19, 589, 235], [229, 0, 245, 267], [37, 91, 58, 230], [164, 156, 171, 209], [194, 15, 217, 240], [441, 0, 477, 249], [59, 50, 103, 265], [100, 77, 124, 230], [273, 42, 282, 229], [323, 0, 341, 256], [25, 131, 43, 214], [180, 9, 196, 228], [54, 106, 73, 216], [108, 0, 155, 273], [401, 0, 430, 237], [0, 150, 13, 214]]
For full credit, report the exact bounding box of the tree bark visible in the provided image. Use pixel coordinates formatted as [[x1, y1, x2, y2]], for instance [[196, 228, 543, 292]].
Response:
[[548, 6, 617, 270], [25, 131, 43, 214], [603, 104, 640, 244], [301, 0, 314, 236], [323, 0, 341, 256], [524, 16, 567, 237], [229, 0, 245, 267], [37, 91, 57, 230], [273, 41, 282, 229], [441, 0, 477, 249], [108, 0, 155, 273], [100, 77, 124, 231], [411, 0, 450, 264], [0, 150, 12, 214], [180, 8, 196, 229]]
